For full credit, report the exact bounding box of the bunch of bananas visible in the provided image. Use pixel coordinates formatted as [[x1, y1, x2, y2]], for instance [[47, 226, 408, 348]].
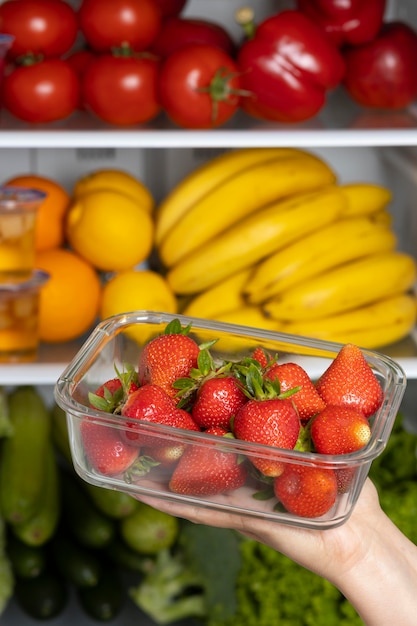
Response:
[[155, 148, 417, 350]]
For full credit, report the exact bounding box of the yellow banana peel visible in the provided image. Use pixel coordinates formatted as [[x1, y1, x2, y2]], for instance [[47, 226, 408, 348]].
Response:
[[280, 293, 417, 349], [155, 147, 304, 246], [245, 216, 397, 304], [159, 152, 337, 267], [264, 252, 417, 321]]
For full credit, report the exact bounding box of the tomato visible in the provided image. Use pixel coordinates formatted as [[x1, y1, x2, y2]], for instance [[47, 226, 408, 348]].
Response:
[[78, 0, 162, 53], [66, 49, 96, 110], [3, 58, 80, 123], [0, 0, 78, 60], [82, 51, 161, 125], [154, 0, 188, 18], [158, 44, 242, 129], [150, 17, 236, 58], [343, 22, 417, 109]]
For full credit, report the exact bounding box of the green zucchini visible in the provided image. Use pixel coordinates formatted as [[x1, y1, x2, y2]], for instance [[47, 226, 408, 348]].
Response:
[[15, 570, 68, 620], [11, 440, 61, 547], [0, 386, 51, 524], [60, 470, 115, 549], [7, 534, 46, 579], [51, 533, 102, 588], [77, 567, 124, 621]]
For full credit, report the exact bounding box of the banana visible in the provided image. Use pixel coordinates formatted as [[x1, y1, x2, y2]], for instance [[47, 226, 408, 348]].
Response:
[[245, 216, 397, 304], [280, 293, 417, 349], [339, 182, 392, 217], [155, 147, 306, 247], [182, 268, 253, 319], [263, 251, 417, 321], [159, 151, 337, 267], [206, 306, 284, 354], [167, 187, 346, 295]]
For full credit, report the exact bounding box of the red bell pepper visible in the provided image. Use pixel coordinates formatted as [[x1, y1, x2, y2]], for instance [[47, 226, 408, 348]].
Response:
[[296, 0, 386, 47], [236, 9, 345, 123], [343, 22, 417, 110]]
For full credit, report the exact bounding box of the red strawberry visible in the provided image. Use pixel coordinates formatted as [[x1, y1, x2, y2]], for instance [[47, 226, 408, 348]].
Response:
[[121, 384, 200, 448], [252, 347, 270, 368], [138, 331, 200, 399], [169, 426, 248, 496], [89, 366, 139, 413], [80, 420, 139, 477], [192, 376, 248, 429], [311, 404, 372, 455], [265, 362, 326, 422], [233, 398, 300, 476], [274, 464, 338, 518], [315, 344, 384, 417]]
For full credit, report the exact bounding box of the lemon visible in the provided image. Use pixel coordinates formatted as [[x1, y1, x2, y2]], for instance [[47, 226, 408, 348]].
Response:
[[73, 169, 154, 214], [100, 269, 178, 344], [66, 190, 154, 272]]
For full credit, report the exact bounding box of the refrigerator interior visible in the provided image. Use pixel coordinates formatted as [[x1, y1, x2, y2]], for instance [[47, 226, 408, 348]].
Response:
[[3, 0, 417, 624]]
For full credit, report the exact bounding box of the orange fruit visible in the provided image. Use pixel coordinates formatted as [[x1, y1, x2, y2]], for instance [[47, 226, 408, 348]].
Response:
[[5, 174, 71, 252], [35, 248, 102, 343]]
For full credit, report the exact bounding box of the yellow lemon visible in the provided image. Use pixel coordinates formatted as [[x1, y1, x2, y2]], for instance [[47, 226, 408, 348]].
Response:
[[100, 269, 178, 345], [66, 190, 154, 272], [73, 169, 154, 213]]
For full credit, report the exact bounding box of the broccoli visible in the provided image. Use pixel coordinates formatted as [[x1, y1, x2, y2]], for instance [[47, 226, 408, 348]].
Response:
[[129, 548, 206, 625], [129, 522, 242, 625]]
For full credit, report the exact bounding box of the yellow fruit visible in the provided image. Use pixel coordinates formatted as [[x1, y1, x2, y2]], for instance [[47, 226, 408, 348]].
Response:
[[35, 248, 102, 343], [100, 269, 177, 344], [73, 169, 154, 214], [66, 190, 154, 272], [5, 174, 71, 252]]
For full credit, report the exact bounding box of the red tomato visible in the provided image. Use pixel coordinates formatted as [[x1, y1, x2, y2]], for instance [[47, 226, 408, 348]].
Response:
[[151, 17, 236, 58], [158, 44, 242, 129], [0, 0, 78, 60], [343, 22, 417, 109], [82, 52, 161, 125], [3, 58, 80, 123], [66, 49, 96, 80], [78, 0, 162, 53], [154, 0, 188, 18]]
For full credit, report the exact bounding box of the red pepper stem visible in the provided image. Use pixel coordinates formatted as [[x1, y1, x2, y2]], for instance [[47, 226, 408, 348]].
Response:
[[235, 7, 257, 40]]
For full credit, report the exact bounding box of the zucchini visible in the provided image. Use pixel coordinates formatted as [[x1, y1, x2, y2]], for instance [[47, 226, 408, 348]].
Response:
[[60, 470, 115, 549], [15, 570, 68, 620], [0, 386, 51, 524], [51, 533, 102, 588], [12, 441, 61, 547], [7, 534, 46, 579], [77, 567, 124, 621]]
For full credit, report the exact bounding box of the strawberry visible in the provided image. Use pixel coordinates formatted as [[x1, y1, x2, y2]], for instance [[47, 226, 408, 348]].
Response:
[[251, 347, 270, 368], [89, 365, 139, 413], [138, 321, 200, 399], [191, 376, 248, 429], [169, 426, 248, 496], [311, 404, 372, 455], [315, 343, 384, 417], [265, 362, 326, 422], [121, 384, 200, 448], [274, 464, 338, 518], [233, 398, 300, 476], [80, 420, 139, 477]]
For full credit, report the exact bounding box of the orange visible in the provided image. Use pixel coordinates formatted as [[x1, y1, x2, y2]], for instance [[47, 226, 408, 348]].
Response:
[[35, 248, 102, 343], [5, 174, 71, 252]]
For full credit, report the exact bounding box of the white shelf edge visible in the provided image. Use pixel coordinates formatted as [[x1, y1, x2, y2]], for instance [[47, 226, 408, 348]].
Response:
[[2, 128, 417, 149]]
